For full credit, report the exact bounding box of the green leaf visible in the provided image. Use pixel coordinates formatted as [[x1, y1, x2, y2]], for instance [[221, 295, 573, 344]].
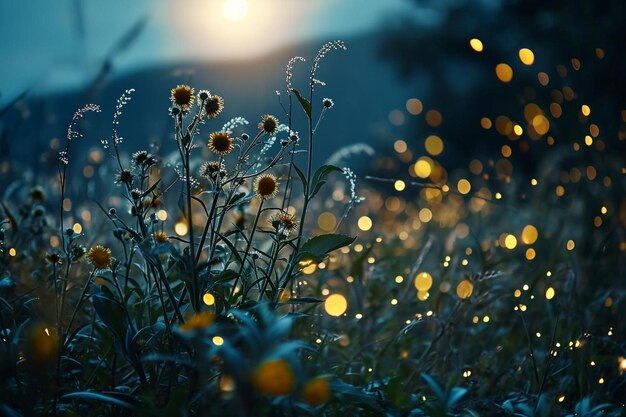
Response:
[[142, 178, 161, 197], [293, 163, 307, 189], [92, 291, 128, 353], [1, 201, 18, 233], [62, 391, 139, 409], [446, 387, 468, 408], [309, 165, 342, 199], [421, 373, 445, 402], [212, 269, 238, 283], [297, 234, 355, 263], [283, 297, 323, 304], [292, 89, 311, 119]]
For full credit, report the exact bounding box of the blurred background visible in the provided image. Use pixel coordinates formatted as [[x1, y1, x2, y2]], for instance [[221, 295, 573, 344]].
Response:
[[1, 0, 625, 187]]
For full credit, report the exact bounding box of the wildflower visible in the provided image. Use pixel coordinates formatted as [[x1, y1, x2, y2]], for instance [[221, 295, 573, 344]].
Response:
[[205, 94, 224, 119], [154, 230, 168, 243], [71, 246, 87, 262], [208, 132, 234, 157], [322, 98, 334, 108], [241, 133, 249, 141], [28, 186, 46, 202], [278, 289, 291, 303], [132, 150, 157, 167], [251, 359, 295, 396], [178, 312, 215, 332], [45, 252, 63, 265], [301, 376, 331, 406], [259, 115, 279, 135], [198, 89, 210, 101], [87, 245, 112, 269], [115, 169, 134, 185], [169, 106, 181, 117], [130, 188, 142, 201], [199, 161, 226, 179], [270, 211, 298, 236], [254, 174, 279, 200], [170, 85, 195, 111]]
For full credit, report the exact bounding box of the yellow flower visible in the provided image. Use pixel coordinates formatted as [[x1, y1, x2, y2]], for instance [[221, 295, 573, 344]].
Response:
[[205, 94, 224, 119], [178, 312, 215, 332], [208, 132, 234, 157], [270, 211, 299, 236], [258, 114, 279, 135], [154, 230, 168, 243], [251, 358, 295, 396], [254, 174, 279, 200], [87, 245, 112, 269], [170, 84, 195, 111], [301, 376, 331, 406]]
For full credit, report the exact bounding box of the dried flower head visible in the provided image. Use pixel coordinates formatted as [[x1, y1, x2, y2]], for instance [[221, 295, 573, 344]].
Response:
[[29, 186, 46, 202], [131, 150, 157, 167], [205, 94, 224, 119], [270, 211, 299, 236], [208, 132, 234, 156], [198, 90, 210, 101], [259, 115, 279, 135], [87, 245, 112, 269], [170, 85, 195, 111], [322, 98, 334, 108], [132, 150, 150, 166], [130, 188, 142, 200], [154, 230, 168, 243], [115, 169, 134, 185], [46, 252, 63, 265], [254, 174, 279, 200], [199, 161, 226, 179]]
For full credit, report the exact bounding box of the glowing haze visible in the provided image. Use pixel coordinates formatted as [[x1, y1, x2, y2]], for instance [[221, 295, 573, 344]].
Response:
[[0, 0, 414, 101]]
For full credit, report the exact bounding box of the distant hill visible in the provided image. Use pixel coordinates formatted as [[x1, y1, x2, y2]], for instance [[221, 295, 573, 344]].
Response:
[[1, 31, 415, 176]]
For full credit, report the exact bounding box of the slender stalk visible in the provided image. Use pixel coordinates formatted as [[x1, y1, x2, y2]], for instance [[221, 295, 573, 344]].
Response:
[[231, 200, 264, 301], [63, 269, 96, 346], [184, 149, 199, 311]]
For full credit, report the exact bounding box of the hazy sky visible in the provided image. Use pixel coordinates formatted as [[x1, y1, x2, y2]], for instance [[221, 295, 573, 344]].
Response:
[[0, 0, 415, 103]]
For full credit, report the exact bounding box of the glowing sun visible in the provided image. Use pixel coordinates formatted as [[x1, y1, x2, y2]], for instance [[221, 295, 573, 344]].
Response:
[[222, 0, 249, 21]]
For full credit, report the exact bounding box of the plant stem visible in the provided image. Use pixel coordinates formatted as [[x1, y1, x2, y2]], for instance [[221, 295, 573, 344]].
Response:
[[231, 199, 264, 301]]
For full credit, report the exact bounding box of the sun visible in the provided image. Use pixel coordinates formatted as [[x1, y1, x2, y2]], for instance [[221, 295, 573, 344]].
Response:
[[222, 0, 249, 21]]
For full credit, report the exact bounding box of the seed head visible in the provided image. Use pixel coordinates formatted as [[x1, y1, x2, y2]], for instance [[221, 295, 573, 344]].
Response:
[[205, 94, 224, 119], [254, 174, 279, 200], [115, 169, 134, 185], [170, 85, 195, 111], [46, 252, 63, 265], [199, 161, 226, 179], [28, 186, 46, 202], [259, 115, 279, 135], [270, 211, 299, 236], [208, 132, 234, 157], [198, 90, 210, 101]]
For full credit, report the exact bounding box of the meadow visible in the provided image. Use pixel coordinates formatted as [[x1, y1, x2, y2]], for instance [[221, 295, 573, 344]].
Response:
[[0, 39, 625, 416]]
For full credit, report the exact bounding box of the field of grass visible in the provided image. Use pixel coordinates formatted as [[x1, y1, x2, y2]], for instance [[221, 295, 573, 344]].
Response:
[[1, 40, 625, 416]]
